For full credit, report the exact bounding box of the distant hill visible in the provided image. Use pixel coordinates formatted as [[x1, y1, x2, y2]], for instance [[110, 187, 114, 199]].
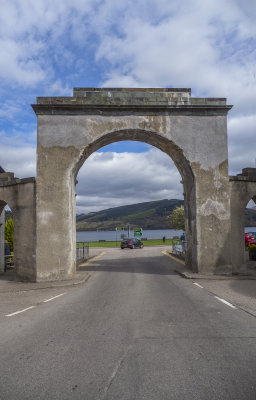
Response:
[[76, 199, 256, 231], [76, 199, 184, 231]]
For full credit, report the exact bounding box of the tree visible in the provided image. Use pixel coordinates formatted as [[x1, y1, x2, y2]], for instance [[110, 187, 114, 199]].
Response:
[[167, 205, 185, 231], [5, 217, 14, 252]]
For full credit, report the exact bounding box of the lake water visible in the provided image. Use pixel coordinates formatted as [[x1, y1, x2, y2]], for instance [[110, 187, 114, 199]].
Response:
[[245, 227, 256, 234], [77, 227, 256, 242], [76, 229, 183, 242]]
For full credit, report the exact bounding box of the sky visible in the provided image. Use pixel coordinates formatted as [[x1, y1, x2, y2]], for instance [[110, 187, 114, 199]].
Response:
[[0, 0, 255, 213]]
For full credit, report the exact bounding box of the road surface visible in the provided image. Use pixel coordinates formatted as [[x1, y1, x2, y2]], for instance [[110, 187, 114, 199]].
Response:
[[0, 247, 255, 399]]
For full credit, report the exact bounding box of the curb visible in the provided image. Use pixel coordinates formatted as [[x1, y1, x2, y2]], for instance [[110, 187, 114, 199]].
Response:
[[174, 267, 256, 280], [162, 250, 256, 280], [174, 269, 193, 279], [0, 252, 105, 293]]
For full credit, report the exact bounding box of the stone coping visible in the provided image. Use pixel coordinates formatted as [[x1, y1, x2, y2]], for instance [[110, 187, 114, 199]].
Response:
[[31, 87, 232, 115], [230, 176, 256, 182], [74, 87, 192, 93], [0, 177, 35, 187]]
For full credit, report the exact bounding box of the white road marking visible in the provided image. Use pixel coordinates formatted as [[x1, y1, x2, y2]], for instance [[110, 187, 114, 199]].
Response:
[[214, 296, 237, 309], [43, 293, 66, 303], [6, 306, 36, 317], [193, 282, 204, 288]]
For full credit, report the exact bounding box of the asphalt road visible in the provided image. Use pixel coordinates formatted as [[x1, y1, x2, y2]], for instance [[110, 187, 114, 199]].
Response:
[[0, 247, 256, 400]]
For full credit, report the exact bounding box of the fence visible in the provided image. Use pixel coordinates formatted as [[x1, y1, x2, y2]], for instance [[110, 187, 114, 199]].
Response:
[[171, 238, 186, 258], [76, 242, 89, 263], [4, 254, 14, 272]]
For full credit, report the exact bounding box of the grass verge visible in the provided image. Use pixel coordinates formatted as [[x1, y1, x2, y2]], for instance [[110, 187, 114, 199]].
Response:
[[77, 239, 174, 248]]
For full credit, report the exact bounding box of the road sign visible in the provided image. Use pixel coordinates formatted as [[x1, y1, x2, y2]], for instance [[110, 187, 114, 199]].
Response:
[[134, 228, 143, 237], [116, 227, 125, 231]]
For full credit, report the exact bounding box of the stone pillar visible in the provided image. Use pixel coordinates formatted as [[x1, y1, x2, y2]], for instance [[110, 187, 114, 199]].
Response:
[[171, 111, 233, 275], [0, 208, 4, 273], [13, 180, 37, 281], [230, 170, 256, 273], [36, 144, 78, 281], [194, 163, 232, 274], [0, 178, 37, 281]]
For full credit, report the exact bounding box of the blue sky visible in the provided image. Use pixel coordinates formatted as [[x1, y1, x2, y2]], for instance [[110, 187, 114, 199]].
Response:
[[0, 0, 255, 212]]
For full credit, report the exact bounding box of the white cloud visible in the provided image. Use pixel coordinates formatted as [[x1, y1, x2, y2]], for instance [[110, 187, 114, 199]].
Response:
[[76, 148, 183, 213], [46, 80, 73, 96], [228, 114, 256, 174], [0, 100, 24, 120], [0, 0, 255, 213], [96, 0, 256, 116], [0, 144, 36, 177], [0, 0, 98, 87], [0, 38, 46, 86]]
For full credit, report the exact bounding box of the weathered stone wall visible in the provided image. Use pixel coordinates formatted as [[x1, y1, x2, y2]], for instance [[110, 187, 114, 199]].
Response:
[[33, 88, 233, 280], [0, 175, 36, 281], [230, 169, 256, 272], [0, 208, 4, 273]]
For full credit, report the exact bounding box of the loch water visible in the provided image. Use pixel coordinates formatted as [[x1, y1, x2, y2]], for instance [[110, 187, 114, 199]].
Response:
[[76, 227, 256, 242], [76, 229, 183, 242]]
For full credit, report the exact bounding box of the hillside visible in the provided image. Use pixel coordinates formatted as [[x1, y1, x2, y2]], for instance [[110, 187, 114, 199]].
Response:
[[76, 199, 184, 231], [76, 200, 256, 231]]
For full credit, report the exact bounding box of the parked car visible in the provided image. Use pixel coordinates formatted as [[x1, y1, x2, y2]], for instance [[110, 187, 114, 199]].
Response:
[[120, 238, 143, 249]]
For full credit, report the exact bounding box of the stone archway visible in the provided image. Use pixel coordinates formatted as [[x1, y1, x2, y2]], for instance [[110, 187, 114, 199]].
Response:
[[73, 129, 197, 273], [230, 169, 256, 272], [32, 88, 233, 282], [0, 172, 36, 280]]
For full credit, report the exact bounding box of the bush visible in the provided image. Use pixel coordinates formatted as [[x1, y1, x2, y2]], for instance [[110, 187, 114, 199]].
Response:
[[5, 217, 14, 252], [167, 205, 185, 231]]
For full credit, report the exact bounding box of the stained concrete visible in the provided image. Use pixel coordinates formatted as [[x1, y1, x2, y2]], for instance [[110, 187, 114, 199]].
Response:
[[0, 210, 4, 273], [230, 168, 256, 273], [1, 88, 254, 282], [32, 88, 233, 281], [0, 174, 36, 281]]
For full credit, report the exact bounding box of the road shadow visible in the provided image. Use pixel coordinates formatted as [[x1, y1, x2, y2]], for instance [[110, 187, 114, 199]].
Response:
[[0, 268, 15, 282], [229, 279, 256, 299], [79, 255, 177, 275]]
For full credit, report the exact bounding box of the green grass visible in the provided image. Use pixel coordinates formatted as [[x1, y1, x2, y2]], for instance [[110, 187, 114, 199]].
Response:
[[143, 239, 173, 246], [77, 239, 173, 248], [122, 209, 155, 221]]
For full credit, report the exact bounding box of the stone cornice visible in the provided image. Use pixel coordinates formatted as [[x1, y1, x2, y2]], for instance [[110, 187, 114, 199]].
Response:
[[31, 87, 233, 116], [0, 177, 35, 187], [31, 103, 233, 116]]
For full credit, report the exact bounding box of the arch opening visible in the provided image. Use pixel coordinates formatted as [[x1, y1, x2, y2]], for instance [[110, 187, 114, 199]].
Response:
[[245, 197, 256, 265], [0, 202, 14, 274], [72, 129, 197, 272], [73, 129, 193, 184]]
